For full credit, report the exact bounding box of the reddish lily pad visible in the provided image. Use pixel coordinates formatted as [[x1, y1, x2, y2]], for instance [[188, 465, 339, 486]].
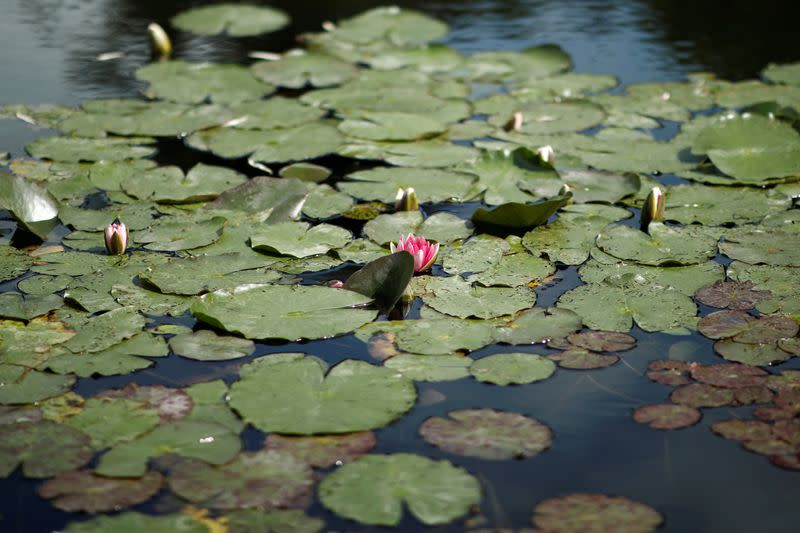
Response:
[[419, 409, 552, 460], [548, 349, 619, 370], [0, 420, 93, 478], [697, 310, 752, 339], [773, 419, 800, 444], [770, 454, 800, 470], [713, 339, 792, 366], [732, 314, 799, 344], [711, 419, 773, 442], [690, 363, 768, 389], [531, 493, 663, 533], [97, 384, 192, 423], [566, 331, 636, 352], [754, 406, 797, 422], [38, 469, 163, 513], [167, 450, 313, 510], [632, 403, 701, 430], [646, 360, 692, 386], [263, 432, 377, 468], [695, 280, 772, 310], [775, 389, 800, 410], [734, 386, 774, 405], [670, 383, 735, 408], [744, 438, 800, 456]]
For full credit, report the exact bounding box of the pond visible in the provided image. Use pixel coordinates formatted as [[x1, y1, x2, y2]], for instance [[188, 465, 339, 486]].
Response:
[[1, 1, 799, 532]]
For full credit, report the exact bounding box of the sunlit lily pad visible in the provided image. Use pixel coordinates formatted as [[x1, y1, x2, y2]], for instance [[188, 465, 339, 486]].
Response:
[[670, 383, 735, 408], [319, 453, 480, 526], [423, 276, 536, 319], [394, 318, 497, 355], [0, 420, 92, 477], [727, 262, 800, 318], [697, 310, 753, 339], [64, 511, 207, 533], [695, 280, 772, 310], [597, 223, 719, 266], [46, 332, 169, 377], [251, 51, 358, 88], [171, 3, 290, 36], [384, 353, 472, 382], [420, 409, 551, 460], [713, 340, 792, 366], [339, 166, 477, 204], [226, 509, 323, 533], [0, 246, 33, 282], [442, 235, 508, 275], [0, 292, 62, 321], [0, 363, 76, 404], [0, 174, 60, 239], [64, 397, 160, 450], [720, 227, 800, 267], [632, 403, 701, 430], [470, 353, 556, 385], [63, 306, 145, 353], [303, 184, 353, 220], [464, 45, 571, 83], [319, 7, 448, 47], [38, 469, 163, 513], [468, 251, 554, 287], [136, 215, 225, 252], [26, 136, 156, 162], [206, 175, 308, 220], [340, 111, 446, 141], [495, 307, 582, 345], [251, 221, 351, 258], [229, 357, 415, 434], [264, 432, 376, 468], [169, 330, 255, 361], [531, 493, 663, 533], [665, 184, 790, 225], [139, 253, 275, 295], [167, 450, 312, 510], [122, 163, 246, 204]]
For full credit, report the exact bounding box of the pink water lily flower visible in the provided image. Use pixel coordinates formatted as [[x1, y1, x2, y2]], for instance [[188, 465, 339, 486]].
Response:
[[104, 218, 129, 255], [390, 234, 440, 273]]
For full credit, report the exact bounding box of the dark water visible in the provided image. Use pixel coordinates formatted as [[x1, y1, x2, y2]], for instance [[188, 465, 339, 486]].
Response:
[[2, 1, 800, 532]]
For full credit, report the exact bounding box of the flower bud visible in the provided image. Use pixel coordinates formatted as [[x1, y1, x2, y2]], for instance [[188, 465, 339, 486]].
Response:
[[147, 23, 172, 60], [104, 218, 129, 255], [640, 186, 666, 231], [394, 187, 419, 212], [536, 145, 555, 167], [503, 111, 524, 132]]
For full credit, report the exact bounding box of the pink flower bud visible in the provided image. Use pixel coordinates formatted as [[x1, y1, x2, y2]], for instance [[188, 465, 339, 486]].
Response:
[[104, 218, 129, 255]]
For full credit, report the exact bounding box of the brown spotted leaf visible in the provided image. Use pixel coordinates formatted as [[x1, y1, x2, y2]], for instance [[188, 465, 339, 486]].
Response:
[[690, 363, 768, 389], [531, 493, 663, 533], [38, 469, 163, 513], [548, 349, 618, 370], [670, 383, 735, 408], [695, 280, 771, 310], [632, 403, 701, 430], [263, 432, 377, 468], [566, 331, 636, 352]]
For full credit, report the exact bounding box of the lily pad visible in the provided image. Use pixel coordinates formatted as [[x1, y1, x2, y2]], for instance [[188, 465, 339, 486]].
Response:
[[690, 363, 768, 388], [646, 360, 693, 386], [470, 353, 556, 385], [166, 450, 313, 510], [38, 469, 163, 513], [548, 349, 619, 370], [135, 215, 226, 252], [226, 510, 324, 533], [0, 420, 93, 478], [171, 3, 290, 37], [632, 403, 701, 430], [665, 184, 790, 225], [122, 163, 247, 204], [495, 307, 582, 345], [63, 307, 145, 354], [720, 227, 800, 267], [423, 276, 536, 319], [713, 340, 792, 366], [26, 136, 156, 162], [0, 174, 60, 239], [340, 111, 446, 141], [251, 221, 351, 258], [97, 383, 192, 424], [567, 331, 636, 352], [471, 194, 572, 234], [419, 409, 552, 460], [727, 262, 800, 318], [711, 419, 774, 442], [338, 166, 477, 204], [263, 432, 377, 468], [192, 284, 375, 341], [0, 292, 62, 321], [64, 397, 160, 450], [169, 330, 255, 361], [384, 354, 472, 382], [139, 253, 275, 295], [0, 246, 33, 282], [228, 357, 415, 434], [342, 251, 414, 310], [597, 223, 719, 266], [670, 383, 735, 408], [695, 280, 772, 310], [318, 7, 449, 47], [251, 51, 358, 88], [319, 453, 480, 526], [0, 364, 76, 405], [394, 318, 497, 355], [531, 493, 663, 533], [64, 512, 208, 533], [468, 251, 555, 287]]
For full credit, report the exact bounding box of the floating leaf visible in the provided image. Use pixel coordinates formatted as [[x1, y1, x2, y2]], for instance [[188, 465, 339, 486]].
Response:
[[695, 280, 772, 310], [632, 403, 701, 430], [64, 512, 207, 533], [26, 136, 155, 162], [720, 227, 800, 267], [0, 420, 92, 478], [122, 163, 247, 204], [665, 184, 790, 225], [670, 383, 735, 408], [423, 276, 536, 319], [713, 340, 792, 366], [192, 284, 375, 341], [0, 246, 33, 282], [63, 307, 145, 354], [228, 357, 415, 434], [471, 194, 572, 234], [646, 360, 692, 386], [343, 252, 414, 310], [251, 52, 358, 88], [338, 166, 477, 204], [567, 331, 636, 352], [531, 493, 663, 533], [169, 330, 255, 361], [597, 222, 719, 266], [495, 307, 582, 345], [64, 397, 160, 450], [0, 292, 62, 321], [135, 216, 226, 252], [0, 364, 76, 405], [139, 253, 275, 295], [251, 221, 351, 258], [728, 261, 800, 318], [559, 168, 640, 204], [394, 318, 496, 355], [38, 469, 163, 513], [690, 363, 768, 388], [419, 409, 551, 460], [468, 251, 554, 287], [549, 349, 619, 370], [384, 354, 472, 382], [97, 383, 192, 424], [171, 3, 289, 36], [318, 7, 448, 47], [711, 419, 774, 442], [226, 509, 324, 533], [470, 353, 556, 385], [442, 235, 508, 275], [263, 432, 376, 468], [319, 453, 480, 526]]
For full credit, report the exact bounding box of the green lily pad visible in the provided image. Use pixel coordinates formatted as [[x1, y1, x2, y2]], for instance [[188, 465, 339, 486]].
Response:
[[139, 253, 276, 295], [340, 111, 446, 141], [695, 280, 772, 310], [280, 161, 332, 183], [64, 397, 160, 450], [135, 60, 274, 104], [341, 139, 478, 168], [96, 420, 241, 477], [226, 509, 324, 533], [762, 62, 800, 85], [63, 307, 145, 354], [38, 469, 163, 513], [319, 453, 480, 526], [467, 251, 555, 287], [464, 45, 571, 83], [419, 409, 552, 459], [263, 432, 377, 468], [664, 184, 790, 225], [384, 354, 472, 382], [597, 222, 719, 266], [531, 493, 663, 533], [171, 3, 290, 36], [0, 364, 76, 405], [135, 215, 225, 252], [229, 357, 415, 434], [557, 274, 698, 333], [488, 100, 605, 135], [719, 227, 800, 267], [303, 184, 353, 219], [470, 353, 556, 385], [393, 318, 496, 355], [206, 175, 308, 220], [0, 246, 33, 282], [0, 317, 76, 368], [633, 403, 701, 430], [0, 420, 92, 478], [0, 174, 60, 239], [169, 330, 255, 361], [712, 419, 774, 443], [166, 450, 313, 510], [122, 163, 247, 204], [339, 166, 477, 204], [319, 7, 448, 47], [97, 383, 193, 424], [250, 221, 351, 258], [423, 276, 536, 319], [670, 383, 735, 408], [45, 332, 169, 378], [0, 292, 62, 321], [65, 512, 208, 533], [26, 135, 156, 162], [558, 169, 640, 204], [251, 52, 359, 88], [343, 251, 414, 310], [728, 262, 800, 319], [713, 340, 793, 366], [494, 307, 582, 345]]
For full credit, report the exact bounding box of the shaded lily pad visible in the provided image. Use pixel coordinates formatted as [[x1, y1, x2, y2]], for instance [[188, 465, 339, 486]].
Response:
[[690, 363, 768, 388], [229, 357, 415, 434], [695, 280, 772, 310], [646, 360, 692, 386], [665, 184, 790, 226], [38, 469, 163, 513], [263, 432, 377, 468], [171, 3, 290, 36], [719, 227, 800, 267], [343, 251, 414, 310], [63, 307, 145, 354], [135, 216, 226, 252], [531, 493, 663, 533], [419, 409, 551, 460], [251, 52, 358, 88], [319, 453, 480, 526], [0, 246, 33, 282], [169, 330, 255, 361], [697, 310, 753, 339], [191, 284, 375, 341], [226, 509, 324, 533], [0, 420, 92, 478], [384, 354, 472, 382], [632, 403, 701, 430], [64, 511, 208, 533], [567, 331, 635, 352], [670, 383, 735, 408], [712, 419, 774, 443], [471, 194, 572, 234], [340, 111, 446, 141], [548, 349, 619, 370], [0, 292, 62, 321], [95, 420, 241, 477], [167, 450, 312, 510], [559, 169, 640, 204], [470, 353, 556, 385]]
